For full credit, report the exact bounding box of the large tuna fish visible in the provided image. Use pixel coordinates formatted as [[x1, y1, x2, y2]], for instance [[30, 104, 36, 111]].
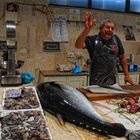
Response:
[[36, 82, 140, 140]]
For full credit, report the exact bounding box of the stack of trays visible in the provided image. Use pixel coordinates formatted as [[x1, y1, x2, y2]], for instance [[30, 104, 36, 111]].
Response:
[[0, 86, 53, 140]]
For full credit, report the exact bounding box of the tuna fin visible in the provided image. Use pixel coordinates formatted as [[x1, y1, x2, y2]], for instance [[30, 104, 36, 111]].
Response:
[[127, 130, 140, 140], [56, 113, 65, 126]]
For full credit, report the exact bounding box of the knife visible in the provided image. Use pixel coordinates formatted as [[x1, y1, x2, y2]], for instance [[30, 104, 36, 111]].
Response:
[[98, 84, 134, 94]]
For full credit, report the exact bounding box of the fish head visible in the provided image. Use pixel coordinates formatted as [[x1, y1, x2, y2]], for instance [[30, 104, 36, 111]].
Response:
[[37, 82, 69, 114]]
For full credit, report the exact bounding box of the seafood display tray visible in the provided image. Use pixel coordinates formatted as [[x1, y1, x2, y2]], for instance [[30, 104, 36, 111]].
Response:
[[0, 86, 53, 140], [0, 110, 53, 140], [2, 86, 42, 110]]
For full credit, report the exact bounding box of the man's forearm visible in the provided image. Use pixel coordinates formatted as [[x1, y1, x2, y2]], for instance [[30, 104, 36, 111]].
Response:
[[120, 54, 129, 76], [120, 54, 135, 85], [75, 29, 90, 49]]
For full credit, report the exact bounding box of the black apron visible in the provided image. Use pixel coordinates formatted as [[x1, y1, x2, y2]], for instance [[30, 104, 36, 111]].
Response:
[[90, 36, 118, 85]]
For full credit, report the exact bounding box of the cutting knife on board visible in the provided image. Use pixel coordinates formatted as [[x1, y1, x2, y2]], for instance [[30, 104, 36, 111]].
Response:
[[84, 83, 138, 94], [98, 84, 137, 94], [83, 83, 128, 94]]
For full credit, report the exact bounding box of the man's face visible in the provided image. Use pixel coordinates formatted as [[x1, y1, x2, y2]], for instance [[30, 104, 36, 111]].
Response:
[[100, 22, 114, 40]]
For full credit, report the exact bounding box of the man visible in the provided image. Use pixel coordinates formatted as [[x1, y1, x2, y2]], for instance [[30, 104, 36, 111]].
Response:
[[75, 12, 134, 85]]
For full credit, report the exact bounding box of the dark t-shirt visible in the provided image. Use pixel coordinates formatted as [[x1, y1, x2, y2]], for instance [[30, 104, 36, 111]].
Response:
[[85, 34, 124, 60], [85, 34, 124, 85]]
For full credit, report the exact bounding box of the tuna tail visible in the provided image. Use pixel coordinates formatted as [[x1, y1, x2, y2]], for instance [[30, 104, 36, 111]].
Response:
[[127, 130, 140, 140]]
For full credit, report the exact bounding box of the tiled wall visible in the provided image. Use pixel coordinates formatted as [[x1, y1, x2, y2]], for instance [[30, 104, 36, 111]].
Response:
[[0, 0, 140, 84]]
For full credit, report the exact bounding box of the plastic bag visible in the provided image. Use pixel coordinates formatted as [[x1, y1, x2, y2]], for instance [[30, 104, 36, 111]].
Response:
[[72, 61, 82, 74], [21, 71, 35, 84]]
